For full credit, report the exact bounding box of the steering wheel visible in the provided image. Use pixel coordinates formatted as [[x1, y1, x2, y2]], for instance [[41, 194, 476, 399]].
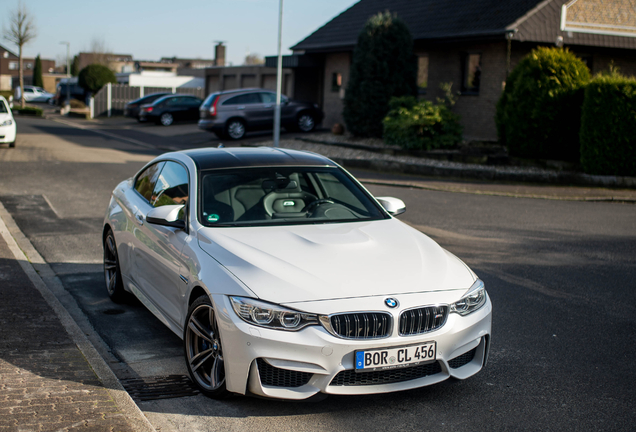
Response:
[[263, 191, 317, 217], [302, 199, 335, 213]]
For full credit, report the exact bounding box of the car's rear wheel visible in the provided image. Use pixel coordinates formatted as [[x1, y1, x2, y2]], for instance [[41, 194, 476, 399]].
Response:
[[184, 295, 229, 398], [160, 113, 174, 126], [225, 119, 246, 140], [297, 113, 316, 132], [103, 230, 128, 303]]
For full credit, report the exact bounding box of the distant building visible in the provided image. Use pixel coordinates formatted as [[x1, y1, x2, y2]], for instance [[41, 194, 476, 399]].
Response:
[[0, 43, 56, 91], [77, 52, 134, 73]]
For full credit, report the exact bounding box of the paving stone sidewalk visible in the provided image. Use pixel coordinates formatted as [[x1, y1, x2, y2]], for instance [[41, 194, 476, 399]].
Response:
[[0, 235, 134, 432]]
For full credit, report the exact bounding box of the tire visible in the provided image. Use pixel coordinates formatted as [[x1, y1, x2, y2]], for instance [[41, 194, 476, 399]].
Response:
[[103, 230, 129, 303], [184, 295, 230, 399], [160, 113, 174, 126], [8, 141, 15, 148], [297, 112, 316, 132], [225, 119, 246, 140]]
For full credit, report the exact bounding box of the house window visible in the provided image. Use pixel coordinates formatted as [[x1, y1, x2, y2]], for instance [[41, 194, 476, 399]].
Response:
[[9, 61, 18, 70], [417, 55, 428, 94], [331, 72, 342, 92], [25, 62, 33, 69], [461, 53, 481, 94]]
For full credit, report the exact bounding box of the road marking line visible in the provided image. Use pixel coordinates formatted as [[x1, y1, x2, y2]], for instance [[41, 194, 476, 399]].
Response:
[[50, 117, 179, 151]]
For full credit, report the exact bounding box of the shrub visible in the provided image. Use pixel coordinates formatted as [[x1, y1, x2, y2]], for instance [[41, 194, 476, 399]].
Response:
[[580, 73, 636, 176], [78, 64, 116, 94], [13, 106, 43, 116], [496, 47, 590, 161], [343, 11, 417, 138], [383, 92, 462, 150]]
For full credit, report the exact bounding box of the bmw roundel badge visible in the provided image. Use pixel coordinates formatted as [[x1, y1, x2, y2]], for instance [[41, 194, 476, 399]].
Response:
[[385, 298, 399, 308]]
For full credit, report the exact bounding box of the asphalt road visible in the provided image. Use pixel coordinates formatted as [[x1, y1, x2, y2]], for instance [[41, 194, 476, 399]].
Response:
[[1, 116, 635, 431]]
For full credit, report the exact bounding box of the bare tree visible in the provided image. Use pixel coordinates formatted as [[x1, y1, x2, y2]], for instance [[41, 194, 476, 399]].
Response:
[[3, 2, 36, 108], [87, 37, 112, 68]]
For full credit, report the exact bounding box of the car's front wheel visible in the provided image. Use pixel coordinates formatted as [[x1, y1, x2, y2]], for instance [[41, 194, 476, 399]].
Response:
[[160, 113, 174, 126], [103, 230, 128, 303], [225, 119, 246, 140], [8, 141, 15, 148], [184, 295, 229, 398]]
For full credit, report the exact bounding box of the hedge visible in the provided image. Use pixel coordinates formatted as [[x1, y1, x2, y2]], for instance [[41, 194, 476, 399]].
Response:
[[496, 47, 590, 162], [383, 95, 462, 150], [580, 74, 636, 176]]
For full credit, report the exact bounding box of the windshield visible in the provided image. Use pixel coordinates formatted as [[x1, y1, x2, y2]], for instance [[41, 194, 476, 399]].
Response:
[[199, 166, 387, 227], [0, 99, 8, 113]]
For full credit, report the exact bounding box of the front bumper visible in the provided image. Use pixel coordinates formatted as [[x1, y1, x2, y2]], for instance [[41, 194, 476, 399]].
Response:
[[212, 292, 492, 400], [0, 123, 16, 143]]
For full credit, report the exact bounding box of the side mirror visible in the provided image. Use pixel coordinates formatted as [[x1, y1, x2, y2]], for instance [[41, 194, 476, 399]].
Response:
[[376, 197, 406, 216], [146, 204, 186, 229]]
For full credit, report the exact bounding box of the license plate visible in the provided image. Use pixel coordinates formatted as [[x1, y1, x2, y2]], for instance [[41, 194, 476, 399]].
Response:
[[355, 342, 436, 372]]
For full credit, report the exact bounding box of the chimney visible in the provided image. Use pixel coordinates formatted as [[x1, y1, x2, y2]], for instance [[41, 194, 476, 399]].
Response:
[[214, 42, 226, 67]]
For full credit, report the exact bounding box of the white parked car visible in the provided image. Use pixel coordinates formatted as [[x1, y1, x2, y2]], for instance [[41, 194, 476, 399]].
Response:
[[0, 96, 16, 148], [15, 85, 54, 103], [103, 147, 492, 400]]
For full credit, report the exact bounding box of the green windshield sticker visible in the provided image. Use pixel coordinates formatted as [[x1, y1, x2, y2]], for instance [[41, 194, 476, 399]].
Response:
[[207, 214, 220, 223]]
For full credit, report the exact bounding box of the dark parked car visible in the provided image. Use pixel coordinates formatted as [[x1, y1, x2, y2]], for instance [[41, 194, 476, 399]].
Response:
[[124, 93, 171, 121], [139, 94, 203, 126], [53, 81, 86, 106], [198, 88, 323, 139]]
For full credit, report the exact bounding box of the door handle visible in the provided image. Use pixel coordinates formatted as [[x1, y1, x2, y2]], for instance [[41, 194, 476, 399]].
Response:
[[135, 213, 144, 225], [264, 104, 273, 108], [237, 105, 245, 110]]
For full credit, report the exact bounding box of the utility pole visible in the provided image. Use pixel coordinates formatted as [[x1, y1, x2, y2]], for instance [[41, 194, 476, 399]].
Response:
[[273, 0, 284, 148], [60, 41, 70, 109]]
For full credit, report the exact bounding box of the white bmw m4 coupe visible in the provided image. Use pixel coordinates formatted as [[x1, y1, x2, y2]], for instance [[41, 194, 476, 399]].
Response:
[[103, 147, 492, 400]]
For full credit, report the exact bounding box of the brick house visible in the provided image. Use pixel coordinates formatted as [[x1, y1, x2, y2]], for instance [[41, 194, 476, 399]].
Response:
[[286, 0, 636, 141], [0, 44, 55, 91]]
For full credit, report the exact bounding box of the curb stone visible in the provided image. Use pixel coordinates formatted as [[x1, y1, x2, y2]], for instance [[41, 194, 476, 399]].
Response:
[[0, 202, 157, 432]]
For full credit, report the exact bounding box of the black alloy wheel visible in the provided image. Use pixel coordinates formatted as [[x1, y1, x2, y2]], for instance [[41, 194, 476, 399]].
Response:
[[103, 230, 128, 303], [184, 295, 229, 398]]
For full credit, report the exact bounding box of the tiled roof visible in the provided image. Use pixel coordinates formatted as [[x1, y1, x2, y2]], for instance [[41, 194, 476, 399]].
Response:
[[291, 0, 546, 51]]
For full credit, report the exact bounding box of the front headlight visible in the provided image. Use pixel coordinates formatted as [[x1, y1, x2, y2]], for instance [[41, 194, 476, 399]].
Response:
[[230, 296, 319, 331], [1, 119, 13, 126], [450, 279, 487, 316]]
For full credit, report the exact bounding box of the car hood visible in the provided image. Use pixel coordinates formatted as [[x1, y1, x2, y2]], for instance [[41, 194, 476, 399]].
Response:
[[197, 219, 475, 304]]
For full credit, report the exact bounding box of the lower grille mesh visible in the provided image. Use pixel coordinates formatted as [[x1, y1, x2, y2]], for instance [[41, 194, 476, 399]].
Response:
[[256, 359, 313, 388], [448, 347, 477, 369], [330, 362, 442, 386]]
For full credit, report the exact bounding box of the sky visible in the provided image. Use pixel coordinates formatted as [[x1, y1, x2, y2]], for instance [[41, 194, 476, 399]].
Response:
[[2, 0, 359, 65]]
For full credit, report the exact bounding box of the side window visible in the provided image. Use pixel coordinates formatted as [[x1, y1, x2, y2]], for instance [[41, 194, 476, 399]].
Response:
[[150, 162, 189, 214], [260, 92, 276, 103], [417, 54, 428, 94], [223, 93, 261, 105], [135, 162, 165, 202], [461, 53, 481, 94]]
